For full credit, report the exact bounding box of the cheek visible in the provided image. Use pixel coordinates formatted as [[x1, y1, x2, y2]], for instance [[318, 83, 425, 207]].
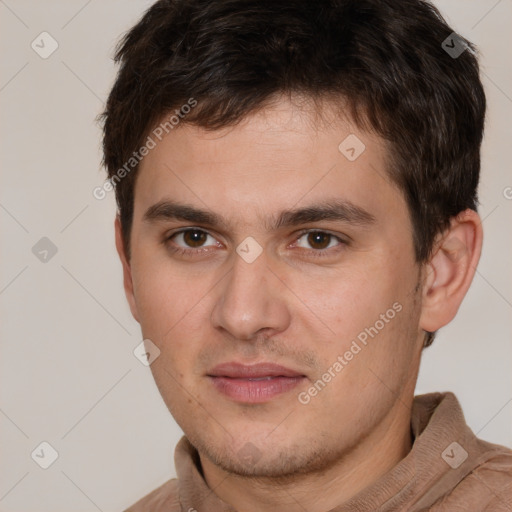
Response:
[[296, 253, 419, 382], [131, 256, 223, 388], [299, 297, 419, 434], [131, 249, 212, 340], [133, 262, 211, 411], [289, 257, 399, 342]]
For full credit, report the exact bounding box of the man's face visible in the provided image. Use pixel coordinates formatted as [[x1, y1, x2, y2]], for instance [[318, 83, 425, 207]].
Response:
[[122, 98, 426, 477]]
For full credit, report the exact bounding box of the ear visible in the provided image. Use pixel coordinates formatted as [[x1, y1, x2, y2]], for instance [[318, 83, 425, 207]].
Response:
[[419, 209, 483, 333], [114, 216, 140, 323]]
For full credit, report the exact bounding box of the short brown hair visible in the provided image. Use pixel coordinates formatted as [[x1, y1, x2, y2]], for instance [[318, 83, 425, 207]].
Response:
[[101, 0, 485, 266]]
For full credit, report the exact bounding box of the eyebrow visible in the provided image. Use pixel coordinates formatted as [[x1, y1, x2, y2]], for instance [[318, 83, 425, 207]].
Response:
[[142, 198, 376, 231]]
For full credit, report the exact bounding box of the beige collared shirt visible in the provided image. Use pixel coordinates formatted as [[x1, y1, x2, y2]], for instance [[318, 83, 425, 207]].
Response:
[[124, 392, 512, 511]]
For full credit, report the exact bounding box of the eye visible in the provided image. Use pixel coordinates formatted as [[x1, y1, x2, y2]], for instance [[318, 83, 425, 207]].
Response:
[[293, 230, 346, 254], [167, 228, 220, 253]]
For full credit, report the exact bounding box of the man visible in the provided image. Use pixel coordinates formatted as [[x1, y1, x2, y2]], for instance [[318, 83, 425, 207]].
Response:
[[100, 0, 512, 510]]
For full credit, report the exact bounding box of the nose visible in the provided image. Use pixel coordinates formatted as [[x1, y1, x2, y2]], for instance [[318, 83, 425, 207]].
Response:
[[210, 246, 291, 342]]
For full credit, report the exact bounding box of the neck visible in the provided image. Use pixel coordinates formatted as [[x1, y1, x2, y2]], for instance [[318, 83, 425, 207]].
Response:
[[200, 399, 414, 512]]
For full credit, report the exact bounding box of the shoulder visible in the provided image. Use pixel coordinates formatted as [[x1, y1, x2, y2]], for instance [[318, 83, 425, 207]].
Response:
[[123, 478, 180, 512], [474, 446, 512, 511], [432, 442, 512, 511]]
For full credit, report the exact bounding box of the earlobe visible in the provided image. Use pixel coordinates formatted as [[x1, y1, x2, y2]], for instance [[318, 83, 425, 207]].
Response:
[[114, 216, 140, 323], [419, 209, 483, 333]]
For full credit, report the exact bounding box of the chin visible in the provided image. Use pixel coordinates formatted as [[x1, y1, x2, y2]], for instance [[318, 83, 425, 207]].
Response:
[[192, 432, 342, 479]]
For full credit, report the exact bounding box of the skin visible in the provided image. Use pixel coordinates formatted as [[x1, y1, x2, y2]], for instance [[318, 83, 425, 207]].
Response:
[[116, 96, 482, 512]]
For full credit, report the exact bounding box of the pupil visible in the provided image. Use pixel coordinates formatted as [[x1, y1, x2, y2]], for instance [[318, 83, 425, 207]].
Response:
[[184, 230, 206, 247], [308, 232, 330, 249]]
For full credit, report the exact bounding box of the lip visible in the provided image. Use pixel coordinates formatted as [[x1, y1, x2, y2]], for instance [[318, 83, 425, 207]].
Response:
[[207, 362, 306, 403]]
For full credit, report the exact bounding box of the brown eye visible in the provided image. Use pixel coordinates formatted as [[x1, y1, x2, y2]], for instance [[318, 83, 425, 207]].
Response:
[[295, 231, 341, 251], [306, 232, 332, 250], [182, 229, 208, 247], [169, 229, 217, 251]]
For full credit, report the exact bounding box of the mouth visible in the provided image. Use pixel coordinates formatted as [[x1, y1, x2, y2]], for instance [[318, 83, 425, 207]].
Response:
[[207, 362, 307, 403]]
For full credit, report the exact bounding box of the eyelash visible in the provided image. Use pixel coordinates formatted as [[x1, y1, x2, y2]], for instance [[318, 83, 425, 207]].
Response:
[[164, 228, 348, 259]]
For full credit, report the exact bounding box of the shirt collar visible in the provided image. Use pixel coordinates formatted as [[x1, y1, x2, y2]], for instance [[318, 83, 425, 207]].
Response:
[[173, 392, 483, 511]]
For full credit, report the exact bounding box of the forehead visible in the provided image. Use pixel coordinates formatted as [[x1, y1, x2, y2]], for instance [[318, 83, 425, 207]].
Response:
[[133, 97, 406, 232]]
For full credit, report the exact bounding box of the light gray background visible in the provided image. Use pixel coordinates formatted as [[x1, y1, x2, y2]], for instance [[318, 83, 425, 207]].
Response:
[[1, 1, 511, 510]]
